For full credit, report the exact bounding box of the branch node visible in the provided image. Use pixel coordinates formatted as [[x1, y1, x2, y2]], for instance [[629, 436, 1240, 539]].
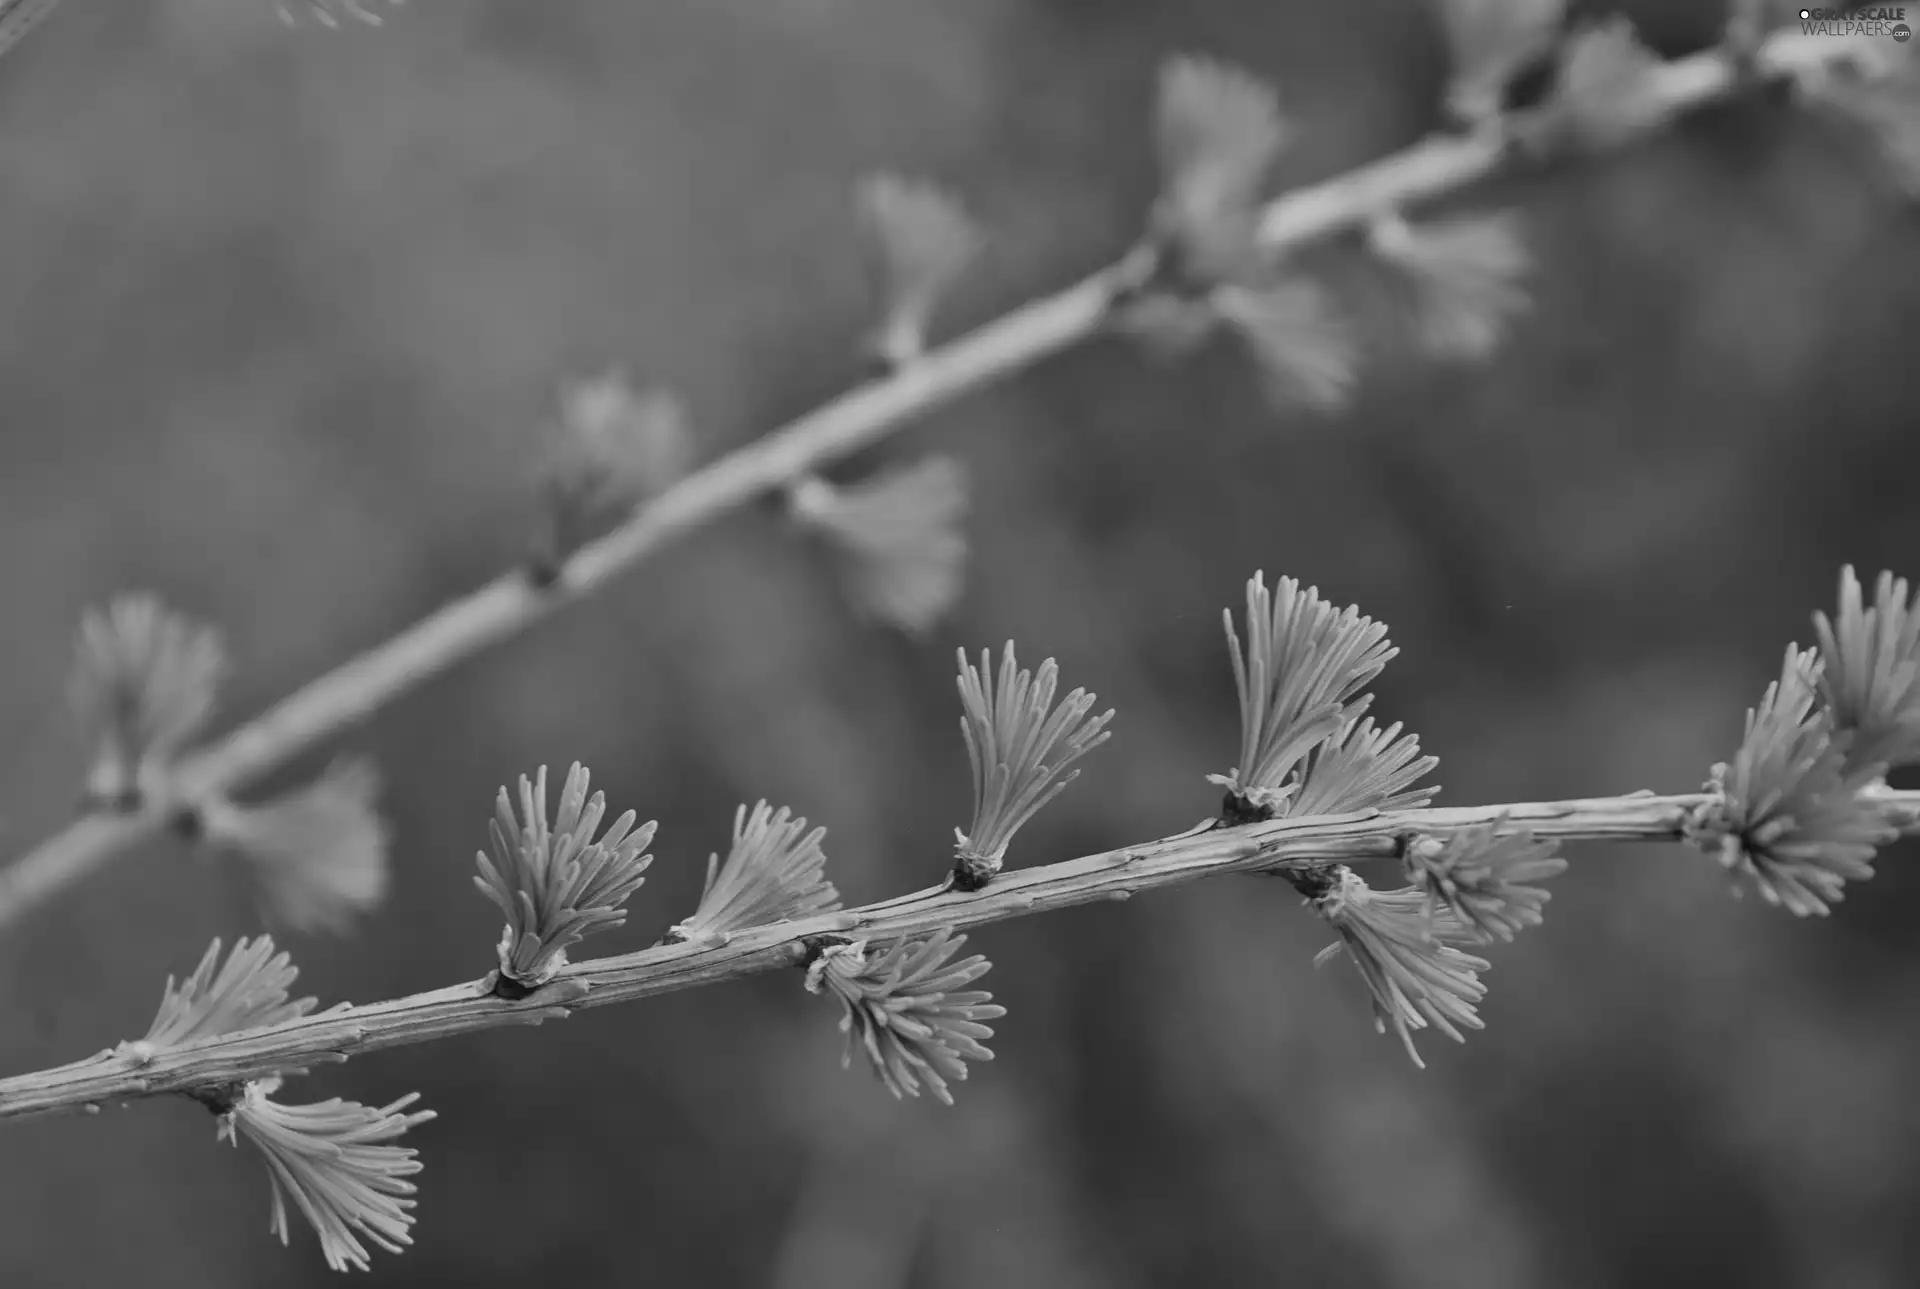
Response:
[[486, 970, 538, 1002], [184, 1081, 249, 1117], [1283, 861, 1342, 901], [1218, 790, 1271, 826], [949, 856, 996, 892], [522, 555, 567, 592], [799, 933, 856, 962]]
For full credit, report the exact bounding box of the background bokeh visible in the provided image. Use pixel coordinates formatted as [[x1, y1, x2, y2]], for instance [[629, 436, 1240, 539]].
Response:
[[1, 1, 1917, 1285]]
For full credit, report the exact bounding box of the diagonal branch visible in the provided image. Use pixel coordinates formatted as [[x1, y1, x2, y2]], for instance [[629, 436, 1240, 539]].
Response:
[[4, 786, 1915, 1123], [0, 270, 1125, 928], [0, 25, 1861, 931], [0, 0, 66, 63]]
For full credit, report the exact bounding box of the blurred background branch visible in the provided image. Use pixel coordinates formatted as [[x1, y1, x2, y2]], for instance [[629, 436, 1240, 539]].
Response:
[[0, 11, 1867, 941], [0, 0, 67, 63]]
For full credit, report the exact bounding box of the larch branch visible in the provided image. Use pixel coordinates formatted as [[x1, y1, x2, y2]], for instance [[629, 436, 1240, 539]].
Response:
[[0, 27, 1848, 931], [3, 786, 1914, 1123]]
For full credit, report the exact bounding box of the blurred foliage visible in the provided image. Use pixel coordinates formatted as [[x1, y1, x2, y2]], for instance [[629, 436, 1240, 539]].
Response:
[[1, 0, 1917, 1286]]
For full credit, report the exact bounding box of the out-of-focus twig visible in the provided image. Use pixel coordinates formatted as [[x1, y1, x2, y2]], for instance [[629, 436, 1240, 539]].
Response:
[[0, 24, 1861, 932], [0, 0, 64, 62]]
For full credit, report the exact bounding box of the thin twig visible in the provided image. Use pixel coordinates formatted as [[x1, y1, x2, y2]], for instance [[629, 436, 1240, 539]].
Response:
[[0, 267, 1125, 927], [4, 786, 1915, 1122], [0, 27, 1848, 930], [0, 0, 66, 62]]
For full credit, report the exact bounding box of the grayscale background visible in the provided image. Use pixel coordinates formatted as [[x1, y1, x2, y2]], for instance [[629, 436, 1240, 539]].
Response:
[[0, 0, 1915, 1286]]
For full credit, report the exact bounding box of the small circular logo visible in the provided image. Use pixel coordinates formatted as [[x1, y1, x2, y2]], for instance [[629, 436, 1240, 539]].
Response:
[[1799, 6, 1811, 16], [1895, 22, 1912, 41]]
